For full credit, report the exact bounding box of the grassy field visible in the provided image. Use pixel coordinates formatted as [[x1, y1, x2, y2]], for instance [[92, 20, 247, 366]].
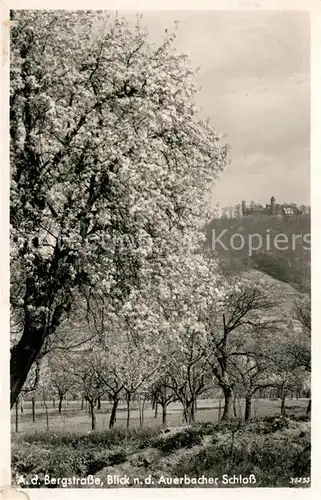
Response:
[[11, 398, 309, 434], [11, 410, 311, 488]]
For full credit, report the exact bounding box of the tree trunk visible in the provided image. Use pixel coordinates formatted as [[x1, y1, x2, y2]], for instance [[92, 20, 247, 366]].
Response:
[[306, 399, 311, 415], [109, 398, 118, 429], [80, 397, 84, 410], [58, 395, 63, 413], [218, 398, 222, 421], [221, 386, 234, 421], [32, 396, 36, 423], [244, 394, 252, 421], [15, 399, 19, 432], [43, 393, 49, 431], [183, 405, 188, 423], [20, 400, 24, 414], [10, 328, 44, 408], [191, 399, 195, 422], [97, 397, 101, 410], [89, 401, 96, 431], [138, 395, 142, 427], [139, 396, 145, 427], [281, 392, 286, 416], [183, 400, 195, 423], [233, 394, 237, 418], [126, 394, 131, 429], [162, 404, 167, 427], [142, 398, 146, 425], [52, 398, 55, 408], [154, 401, 158, 418]]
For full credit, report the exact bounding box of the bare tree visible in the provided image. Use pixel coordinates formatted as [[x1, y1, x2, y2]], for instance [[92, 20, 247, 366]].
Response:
[[66, 352, 106, 430], [48, 354, 75, 413], [151, 378, 177, 427], [165, 327, 209, 424], [206, 279, 279, 420], [229, 353, 276, 420]]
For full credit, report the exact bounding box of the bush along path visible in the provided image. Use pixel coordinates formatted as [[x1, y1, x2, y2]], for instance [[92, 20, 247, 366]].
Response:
[[12, 417, 310, 488]]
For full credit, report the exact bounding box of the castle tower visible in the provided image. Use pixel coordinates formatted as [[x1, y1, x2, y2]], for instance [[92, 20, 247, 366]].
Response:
[[270, 196, 276, 215]]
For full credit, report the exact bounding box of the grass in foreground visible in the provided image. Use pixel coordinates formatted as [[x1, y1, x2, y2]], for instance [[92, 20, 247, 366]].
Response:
[[12, 415, 310, 488]]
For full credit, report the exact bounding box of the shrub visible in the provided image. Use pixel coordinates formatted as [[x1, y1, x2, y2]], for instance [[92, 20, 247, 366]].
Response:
[[289, 414, 310, 423], [12, 442, 128, 485], [128, 427, 161, 449], [20, 429, 127, 448], [152, 427, 202, 453], [262, 415, 291, 432], [19, 426, 161, 450], [191, 422, 218, 436], [12, 419, 310, 488], [173, 431, 311, 487], [12, 444, 88, 483], [85, 448, 127, 475], [12, 427, 159, 484]]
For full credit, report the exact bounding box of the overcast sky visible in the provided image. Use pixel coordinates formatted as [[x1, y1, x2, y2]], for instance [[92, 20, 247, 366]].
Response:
[[122, 10, 310, 208]]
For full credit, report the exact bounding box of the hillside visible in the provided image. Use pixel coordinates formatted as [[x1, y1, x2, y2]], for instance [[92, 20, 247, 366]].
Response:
[[206, 215, 310, 292], [240, 269, 300, 312]]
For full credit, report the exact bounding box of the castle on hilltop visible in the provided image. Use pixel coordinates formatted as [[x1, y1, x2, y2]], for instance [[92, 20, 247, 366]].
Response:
[[216, 196, 310, 219]]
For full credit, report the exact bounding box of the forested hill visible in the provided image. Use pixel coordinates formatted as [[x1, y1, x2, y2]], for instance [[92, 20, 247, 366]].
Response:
[[205, 214, 310, 293]]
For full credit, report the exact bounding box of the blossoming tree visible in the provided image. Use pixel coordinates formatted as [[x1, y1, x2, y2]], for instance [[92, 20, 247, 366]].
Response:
[[10, 11, 228, 407]]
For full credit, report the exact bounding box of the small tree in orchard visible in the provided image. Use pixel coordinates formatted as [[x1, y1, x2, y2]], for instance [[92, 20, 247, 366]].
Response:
[[270, 318, 311, 416], [291, 294, 311, 414], [22, 360, 42, 422], [269, 366, 308, 416], [280, 295, 311, 375], [14, 359, 42, 430], [151, 377, 177, 427], [165, 325, 210, 424], [88, 345, 125, 429], [95, 360, 124, 429], [94, 288, 168, 428], [229, 352, 276, 420], [48, 353, 75, 413], [264, 295, 311, 416], [10, 10, 228, 407], [30, 361, 53, 431], [116, 340, 160, 429], [154, 254, 222, 424], [66, 351, 106, 430], [205, 276, 279, 421]]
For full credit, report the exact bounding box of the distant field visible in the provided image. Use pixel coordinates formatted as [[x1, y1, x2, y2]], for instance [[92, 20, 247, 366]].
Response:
[[11, 398, 309, 434]]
